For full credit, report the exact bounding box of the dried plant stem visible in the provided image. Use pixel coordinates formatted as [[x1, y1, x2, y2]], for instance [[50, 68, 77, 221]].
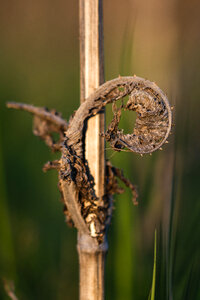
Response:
[[79, 0, 106, 299], [77, 234, 108, 300]]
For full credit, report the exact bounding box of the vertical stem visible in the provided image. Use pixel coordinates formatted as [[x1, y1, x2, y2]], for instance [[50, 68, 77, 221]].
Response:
[[79, 1, 106, 300], [79, 0, 105, 199], [77, 234, 108, 300]]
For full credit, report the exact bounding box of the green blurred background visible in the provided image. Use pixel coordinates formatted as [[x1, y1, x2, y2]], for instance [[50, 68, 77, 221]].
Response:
[[0, 0, 200, 299]]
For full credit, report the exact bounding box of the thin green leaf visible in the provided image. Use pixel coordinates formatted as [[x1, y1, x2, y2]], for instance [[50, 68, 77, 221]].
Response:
[[149, 230, 157, 300]]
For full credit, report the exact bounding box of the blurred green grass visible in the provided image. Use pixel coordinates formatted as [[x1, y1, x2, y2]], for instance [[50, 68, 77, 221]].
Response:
[[0, 0, 200, 299]]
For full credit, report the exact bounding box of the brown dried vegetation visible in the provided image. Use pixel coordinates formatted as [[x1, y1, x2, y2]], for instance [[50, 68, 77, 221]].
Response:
[[7, 75, 172, 243]]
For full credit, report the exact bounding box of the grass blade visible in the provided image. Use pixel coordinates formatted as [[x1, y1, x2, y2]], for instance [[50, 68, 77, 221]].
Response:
[[149, 230, 157, 300]]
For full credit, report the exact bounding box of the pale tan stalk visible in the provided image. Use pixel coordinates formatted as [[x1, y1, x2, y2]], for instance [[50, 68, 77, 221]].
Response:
[[78, 0, 106, 299]]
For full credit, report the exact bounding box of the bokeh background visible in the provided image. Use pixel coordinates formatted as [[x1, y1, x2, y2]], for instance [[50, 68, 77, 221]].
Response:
[[0, 0, 200, 299]]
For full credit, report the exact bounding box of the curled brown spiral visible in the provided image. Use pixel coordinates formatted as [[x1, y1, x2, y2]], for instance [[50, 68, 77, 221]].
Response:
[[7, 76, 172, 242], [60, 76, 172, 241], [64, 76, 172, 157]]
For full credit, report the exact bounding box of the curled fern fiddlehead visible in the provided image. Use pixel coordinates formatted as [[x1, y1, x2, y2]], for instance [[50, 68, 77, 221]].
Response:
[[64, 76, 171, 156], [61, 76, 172, 241], [7, 76, 172, 243]]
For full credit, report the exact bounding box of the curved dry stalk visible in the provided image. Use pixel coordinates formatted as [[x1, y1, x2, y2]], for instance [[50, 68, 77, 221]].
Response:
[[7, 76, 172, 243], [61, 75, 172, 243], [7, 76, 172, 242], [7, 102, 68, 152], [65, 76, 171, 157], [6, 102, 68, 130]]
